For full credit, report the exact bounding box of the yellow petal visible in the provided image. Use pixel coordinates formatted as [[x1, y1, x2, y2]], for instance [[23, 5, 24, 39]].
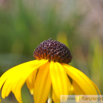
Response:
[[1, 67, 20, 98], [63, 64, 97, 95], [12, 59, 47, 102], [67, 78, 73, 95], [13, 89, 22, 103], [49, 61, 69, 102], [0, 59, 47, 103], [26, 69, 37, 95], [34, 62, 51, 103], [91, 81, 101, 95], [52, 91, 59, 103], [72, 81, 85, 95], [0, 67, 15, 90]]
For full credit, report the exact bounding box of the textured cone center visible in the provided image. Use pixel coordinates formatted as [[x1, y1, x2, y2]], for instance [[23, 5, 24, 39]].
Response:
[[34, 39, 72, 64]]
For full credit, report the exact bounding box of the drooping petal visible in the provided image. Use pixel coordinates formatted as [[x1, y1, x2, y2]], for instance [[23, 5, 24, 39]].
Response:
[[34, 62, 51, 103], [67, 78, 73, 95], [13, 89, 22, 103], [49, 61, 69, 102], [0, 66, 16, 90], [52, 91, 59, 103], [63, 64, 97, 95], [26, 69, 37, 95], [72, 81, 85, 95], [0, 59, 47, 103], [52, 78, 73, 103], [91, 81, 101, 95]]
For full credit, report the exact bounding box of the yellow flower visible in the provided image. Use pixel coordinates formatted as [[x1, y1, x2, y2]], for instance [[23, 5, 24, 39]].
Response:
[[0, 39, 101, 103]]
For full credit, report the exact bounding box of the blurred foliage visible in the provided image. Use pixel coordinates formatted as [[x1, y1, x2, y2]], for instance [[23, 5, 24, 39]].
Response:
[[0, 0, 103, 102]]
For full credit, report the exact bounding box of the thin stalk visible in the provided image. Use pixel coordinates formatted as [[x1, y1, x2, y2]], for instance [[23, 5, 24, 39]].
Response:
[[48, 88, 52, 103]]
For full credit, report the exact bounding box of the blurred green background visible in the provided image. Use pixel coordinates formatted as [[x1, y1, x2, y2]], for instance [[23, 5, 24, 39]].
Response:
[[0, 0, 103, 103]]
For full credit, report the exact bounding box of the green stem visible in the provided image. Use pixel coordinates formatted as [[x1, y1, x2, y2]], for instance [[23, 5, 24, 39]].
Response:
[[48, 88, 52, 103]]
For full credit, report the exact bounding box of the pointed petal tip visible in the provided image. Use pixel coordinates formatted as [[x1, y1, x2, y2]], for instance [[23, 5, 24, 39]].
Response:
[[63, 64, 100, 95]]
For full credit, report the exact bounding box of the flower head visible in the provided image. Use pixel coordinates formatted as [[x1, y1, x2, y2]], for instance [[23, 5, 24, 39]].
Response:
[[0, 39, 101, 103]]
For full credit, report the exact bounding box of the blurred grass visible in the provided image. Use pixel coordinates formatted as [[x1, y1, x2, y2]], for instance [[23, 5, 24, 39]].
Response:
[[0, 0, 103, 102]]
